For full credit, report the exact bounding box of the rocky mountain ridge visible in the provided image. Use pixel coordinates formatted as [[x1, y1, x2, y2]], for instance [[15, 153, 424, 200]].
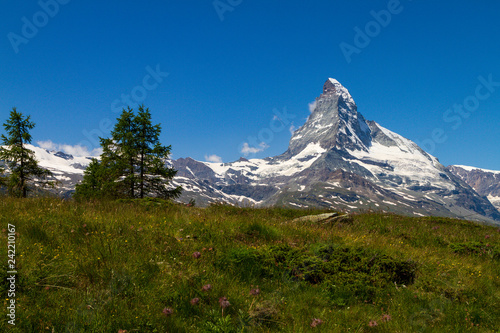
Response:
[[447, 165, 500, 211], [168, 79, 499, 225], [2, 79, 499, 225]]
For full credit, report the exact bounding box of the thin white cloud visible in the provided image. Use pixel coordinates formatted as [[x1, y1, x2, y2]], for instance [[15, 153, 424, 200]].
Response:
[[204, 154, 223, 163], [308, 100, 317, 113], [240, 142, 269, 156], [289, 123, 296, 135], [37, 140, 102, 157]]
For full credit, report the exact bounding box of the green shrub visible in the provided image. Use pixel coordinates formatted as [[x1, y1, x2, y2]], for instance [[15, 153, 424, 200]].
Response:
[[449, 241, 499, 260]]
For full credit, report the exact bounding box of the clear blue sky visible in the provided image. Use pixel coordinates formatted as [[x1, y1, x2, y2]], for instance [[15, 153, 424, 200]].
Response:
[[1, 1, 499, 169]]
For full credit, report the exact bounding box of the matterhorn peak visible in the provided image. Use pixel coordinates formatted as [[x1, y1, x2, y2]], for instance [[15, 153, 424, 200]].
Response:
[[285, 78, 370, 155], [322, 78, 338, 96], [319, 78, 355, 106]]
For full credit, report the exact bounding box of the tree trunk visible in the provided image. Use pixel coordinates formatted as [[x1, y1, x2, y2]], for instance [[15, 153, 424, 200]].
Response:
[[130, 156, 134, 198], [19, 131, 26, 198], [140, 152, 144, 199]]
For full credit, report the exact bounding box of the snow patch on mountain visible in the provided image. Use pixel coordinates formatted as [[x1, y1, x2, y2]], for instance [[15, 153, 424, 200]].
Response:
[[203, 142, 326, 178], [327, 78, 355, 106], [347, 123, 453, 190], [10, 144, 92, 175], [453, 165, 500, 175]]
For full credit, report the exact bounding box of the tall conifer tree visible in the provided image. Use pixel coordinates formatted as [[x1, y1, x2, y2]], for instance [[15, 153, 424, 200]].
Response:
[[0, 108, 53, 197], [75, 106, 181, 199], [134, 105, 181, 198]]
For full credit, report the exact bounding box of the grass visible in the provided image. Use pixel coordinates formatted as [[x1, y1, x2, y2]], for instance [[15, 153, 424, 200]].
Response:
[[1, 197, 499, 332]]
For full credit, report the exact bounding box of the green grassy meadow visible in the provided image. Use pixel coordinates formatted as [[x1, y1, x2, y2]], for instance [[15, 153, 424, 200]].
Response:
[[1, 197, 499, 332]]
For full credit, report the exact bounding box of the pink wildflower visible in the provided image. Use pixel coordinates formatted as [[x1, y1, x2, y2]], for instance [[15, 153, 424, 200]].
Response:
[[218, 296, 230, 309], [249, 288, 260, 296], [310, 318, 323, 327], [162, 307, 173, 316]]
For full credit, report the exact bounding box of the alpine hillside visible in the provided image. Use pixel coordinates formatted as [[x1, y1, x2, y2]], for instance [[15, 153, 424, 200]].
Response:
[[5, 79, 499, 225]]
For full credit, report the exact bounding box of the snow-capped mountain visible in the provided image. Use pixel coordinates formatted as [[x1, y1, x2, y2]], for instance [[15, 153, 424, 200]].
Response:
[[169, 79, 500, 225], [448, 165, 500, 211], [5, 79, 499, 225], [0, 144, 92, 197]]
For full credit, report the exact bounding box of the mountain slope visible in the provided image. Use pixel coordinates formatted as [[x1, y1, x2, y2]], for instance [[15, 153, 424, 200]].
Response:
[[448, 165, 500, 211], [171, 79, 500, 225], [0, 144, 90, 197]]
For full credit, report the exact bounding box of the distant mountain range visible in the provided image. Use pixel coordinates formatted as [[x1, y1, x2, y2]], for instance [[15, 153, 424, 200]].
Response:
[[3, 79, 499, 226], [447, 165, 500, 212]]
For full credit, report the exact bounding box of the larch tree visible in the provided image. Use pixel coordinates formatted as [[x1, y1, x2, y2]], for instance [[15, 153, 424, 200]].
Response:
[[0, 108, 54, 197], [105, 107, 137, 198], [74, 158, 105, 199], [75, 106, 182, 199], [134, 105, 181, 199]]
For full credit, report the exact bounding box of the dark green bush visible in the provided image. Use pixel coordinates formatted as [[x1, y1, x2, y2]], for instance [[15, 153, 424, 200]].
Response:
[[221, 242, 417, 307], [449, 241, 499, 260]]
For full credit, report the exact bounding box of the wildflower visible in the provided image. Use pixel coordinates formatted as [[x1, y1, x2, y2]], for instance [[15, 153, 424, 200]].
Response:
[[83, 224, 87, 228], [45, 286, 50, 291], [137, 227, 143, 232], [162, 307, 173, 316], [192, 252, 201, 259], [118, 330, 127, 333], [369, 320, 378, 327], [485, 234, 491, 239], [249, 288, 260, 296], [310, 318, 323, 327], [381, 314, 392, 322], [219, 296, 230, 309], [202, 284, 212, 292], [190, 297, 200, 305], [432, 226, 439, 230]]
